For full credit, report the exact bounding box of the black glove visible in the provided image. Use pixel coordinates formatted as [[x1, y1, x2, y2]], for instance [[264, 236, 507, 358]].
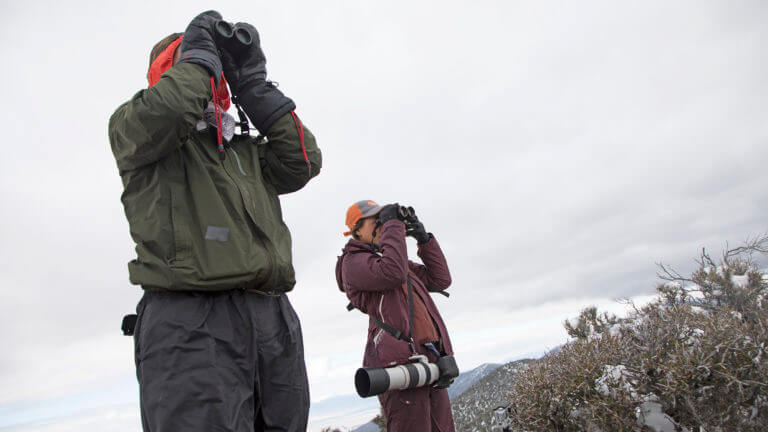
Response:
[[433, 355, 459, 389], [432, 376, 455, 389], [405, 221, 431, 244], [177, 10, 224, 84], [376, 204, 402, 226], [219, 22, 295, 133]]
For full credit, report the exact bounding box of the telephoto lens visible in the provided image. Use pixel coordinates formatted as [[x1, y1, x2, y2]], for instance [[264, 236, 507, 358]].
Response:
[[354, 354, 459, 397], [355, 358, 441, 398]]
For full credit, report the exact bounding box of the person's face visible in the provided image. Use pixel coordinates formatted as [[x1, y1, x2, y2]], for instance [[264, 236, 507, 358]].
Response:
[[356, 217, 382, 244]]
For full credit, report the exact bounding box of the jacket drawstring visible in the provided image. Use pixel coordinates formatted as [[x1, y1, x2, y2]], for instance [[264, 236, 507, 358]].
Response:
[[210, 77, 225, 161]]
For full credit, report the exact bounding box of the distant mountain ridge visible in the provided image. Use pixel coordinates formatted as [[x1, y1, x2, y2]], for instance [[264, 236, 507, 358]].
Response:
[[447, 362, 502, 399], [309, 392, 378, 424]]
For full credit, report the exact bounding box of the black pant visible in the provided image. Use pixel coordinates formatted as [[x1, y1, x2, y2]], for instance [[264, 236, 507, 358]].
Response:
[[134, 290, 309, 432]]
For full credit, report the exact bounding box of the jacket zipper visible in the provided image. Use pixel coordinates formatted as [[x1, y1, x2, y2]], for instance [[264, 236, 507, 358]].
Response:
[[220, 145, 275, 288], [373, 294, 386, 347], [229, 147, 247, 175], [378, 294, 385, 323]]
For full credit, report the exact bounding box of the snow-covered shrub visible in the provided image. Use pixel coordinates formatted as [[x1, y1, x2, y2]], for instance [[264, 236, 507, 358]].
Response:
[[505, 236, 768, 431]]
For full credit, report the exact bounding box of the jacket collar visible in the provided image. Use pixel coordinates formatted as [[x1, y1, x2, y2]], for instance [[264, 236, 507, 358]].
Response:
[[343, 238, 376, 254], [336, 239, 378, 292]]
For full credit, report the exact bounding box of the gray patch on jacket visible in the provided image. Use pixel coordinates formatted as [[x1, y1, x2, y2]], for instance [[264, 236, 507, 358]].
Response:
[[205, 226, 230, 242]]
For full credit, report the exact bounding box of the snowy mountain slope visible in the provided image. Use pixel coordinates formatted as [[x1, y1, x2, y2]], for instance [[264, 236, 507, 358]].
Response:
[[451, 359, 534, 432], [447, 362, 502, 399]]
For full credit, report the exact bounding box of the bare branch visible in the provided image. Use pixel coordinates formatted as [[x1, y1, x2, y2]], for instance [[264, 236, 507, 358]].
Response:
[[656, 262, 693, 283], [726, 232, 768, 259]]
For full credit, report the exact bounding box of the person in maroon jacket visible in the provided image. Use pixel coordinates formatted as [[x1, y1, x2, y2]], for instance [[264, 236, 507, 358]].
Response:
[[335, 200, 456, 432]]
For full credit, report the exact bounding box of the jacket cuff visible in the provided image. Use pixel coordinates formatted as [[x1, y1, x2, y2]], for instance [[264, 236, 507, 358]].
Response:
[[240, 81, 296, 133], [416, 232, 433, 245], [176, 50, 223, 85], [382, 219, 405, 230]]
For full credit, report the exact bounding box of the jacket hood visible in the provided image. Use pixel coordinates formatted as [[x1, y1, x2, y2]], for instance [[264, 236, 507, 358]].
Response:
[[335, 239, 375, 292], [147, 34, 231, 110]]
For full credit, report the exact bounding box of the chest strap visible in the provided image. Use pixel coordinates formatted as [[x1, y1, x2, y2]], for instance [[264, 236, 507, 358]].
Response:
[[347, 277, 416, 344]]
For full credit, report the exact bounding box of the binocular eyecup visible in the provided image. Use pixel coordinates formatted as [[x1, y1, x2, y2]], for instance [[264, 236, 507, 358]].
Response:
[[214, 20, 252, 50]]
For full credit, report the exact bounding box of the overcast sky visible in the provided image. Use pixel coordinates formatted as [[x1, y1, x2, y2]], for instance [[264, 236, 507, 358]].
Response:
[[1, 0, 766, 431]]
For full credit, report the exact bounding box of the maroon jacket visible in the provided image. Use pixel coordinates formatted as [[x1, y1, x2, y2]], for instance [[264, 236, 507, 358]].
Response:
[[335, 220, 453, 368]]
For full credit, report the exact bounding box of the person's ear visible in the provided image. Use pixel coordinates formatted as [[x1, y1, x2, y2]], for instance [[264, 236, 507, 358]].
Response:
[[172, 46, 181, 65]]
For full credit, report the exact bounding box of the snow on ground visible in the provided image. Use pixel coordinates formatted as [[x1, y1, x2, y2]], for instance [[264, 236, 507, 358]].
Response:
[[594, 364, 636, 398], [308, 407, 380, 432], [635, 395, 676, 432]]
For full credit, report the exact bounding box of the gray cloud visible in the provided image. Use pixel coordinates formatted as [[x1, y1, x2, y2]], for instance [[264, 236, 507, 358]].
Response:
[[0, 0, 766, 427]]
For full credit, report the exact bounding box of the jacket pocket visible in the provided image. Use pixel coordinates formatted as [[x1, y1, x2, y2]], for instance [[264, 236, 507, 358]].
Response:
[[374, 330, 413, 367], [372, 328, 384, 348], [134, 294, 148, 370], [169, 184, 191, 265], [371, 327, 387, 359]]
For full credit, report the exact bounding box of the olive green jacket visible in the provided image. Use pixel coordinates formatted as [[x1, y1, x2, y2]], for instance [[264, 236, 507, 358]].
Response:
[[109, 63, 321, 293]]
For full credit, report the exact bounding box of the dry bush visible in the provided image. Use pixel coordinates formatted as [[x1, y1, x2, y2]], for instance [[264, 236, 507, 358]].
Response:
[[505, 235, 768, 432], [372, 412, 386, 431]]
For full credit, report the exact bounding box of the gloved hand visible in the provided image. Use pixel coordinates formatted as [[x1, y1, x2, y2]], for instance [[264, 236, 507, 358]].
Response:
[[218, 22, 265, 91], [433, 376, 455, 389], [433, 355, 459, 389], [376, 204, 402, 226], [405, 221, 431, 244], [219, 22, 295, 133], [177, 10, 224, 84]]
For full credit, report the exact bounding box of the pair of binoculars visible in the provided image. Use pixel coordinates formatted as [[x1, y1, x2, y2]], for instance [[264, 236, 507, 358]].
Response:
[[214, 20, 252, 53], [397, 206, 418, 224]]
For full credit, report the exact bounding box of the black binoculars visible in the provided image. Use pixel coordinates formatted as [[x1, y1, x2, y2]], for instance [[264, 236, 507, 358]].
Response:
[[397, 206, 418, 224], [214, 20, 252, 53]]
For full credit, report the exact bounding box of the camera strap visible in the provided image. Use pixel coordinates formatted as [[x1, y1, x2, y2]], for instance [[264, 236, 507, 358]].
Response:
[[406, 276, 415, 350], [369, 315, 409, 343], [229, 95, 250, 136], [427, 284, 450, 298], [347, 276, 417, 348]]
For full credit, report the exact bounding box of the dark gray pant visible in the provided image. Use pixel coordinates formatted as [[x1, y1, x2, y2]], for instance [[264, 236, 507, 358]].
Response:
[[134, 290, 309, 432]]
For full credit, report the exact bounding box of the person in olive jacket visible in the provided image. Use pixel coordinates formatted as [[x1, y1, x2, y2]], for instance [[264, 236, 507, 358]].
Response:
[[108, 11, 321, 432], [336, 200, 456, 432]]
